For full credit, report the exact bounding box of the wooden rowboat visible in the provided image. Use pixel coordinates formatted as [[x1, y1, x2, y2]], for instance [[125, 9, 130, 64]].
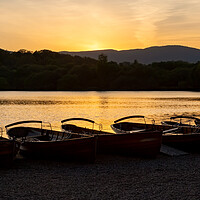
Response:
[[5, 120, 96, 163], [161, 116, 200, 151], [111, 115, 155, 134], [111, 115, 200, 152], [161, 115, 200, 127], [61, 118, 162, 158]]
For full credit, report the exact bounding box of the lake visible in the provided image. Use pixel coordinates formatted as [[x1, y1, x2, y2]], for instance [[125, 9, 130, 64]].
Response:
[[1, 91, 200, 137]]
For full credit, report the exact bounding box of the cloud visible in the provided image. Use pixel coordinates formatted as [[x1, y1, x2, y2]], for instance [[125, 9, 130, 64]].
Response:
[[1, 0, 200, 50], [154, 1, 200, 43]]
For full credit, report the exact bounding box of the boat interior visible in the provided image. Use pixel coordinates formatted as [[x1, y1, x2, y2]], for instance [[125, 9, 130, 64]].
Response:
[[113, 121, 200, 135], [162, 116, 200, 127], [61, 118, 111, 135], [5, 120, 91, 143]]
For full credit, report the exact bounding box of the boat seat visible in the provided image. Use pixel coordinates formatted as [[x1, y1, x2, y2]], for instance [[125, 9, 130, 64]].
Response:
[[50, 135, 58, 141], [129, 129, 146, 133], [26, 137, 40, 142]]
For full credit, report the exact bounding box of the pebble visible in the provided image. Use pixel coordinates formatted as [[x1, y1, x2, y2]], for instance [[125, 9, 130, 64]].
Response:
[[1, 154, 200, 200]]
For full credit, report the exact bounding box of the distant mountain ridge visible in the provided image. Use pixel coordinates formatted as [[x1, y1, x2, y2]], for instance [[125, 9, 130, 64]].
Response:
[[60, 45, 200, 64]]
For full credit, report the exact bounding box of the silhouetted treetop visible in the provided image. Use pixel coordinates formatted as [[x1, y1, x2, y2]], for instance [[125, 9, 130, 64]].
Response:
[[0, 48, 199, 91]]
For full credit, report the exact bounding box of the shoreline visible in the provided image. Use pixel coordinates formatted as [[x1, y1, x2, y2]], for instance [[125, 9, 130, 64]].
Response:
[[1, 153, 200, 199]]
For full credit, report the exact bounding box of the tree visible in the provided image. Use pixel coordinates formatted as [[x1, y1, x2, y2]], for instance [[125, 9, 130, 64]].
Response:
[[98, 54, 108, 64], [0, 77, 9, 90]]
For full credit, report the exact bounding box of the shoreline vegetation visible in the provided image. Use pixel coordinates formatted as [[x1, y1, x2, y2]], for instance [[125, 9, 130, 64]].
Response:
[[0, 49, 200, 91]]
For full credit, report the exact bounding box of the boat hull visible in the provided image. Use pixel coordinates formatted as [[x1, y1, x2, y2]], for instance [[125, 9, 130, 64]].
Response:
[[62, 125, 162, 157], [0, 137, 18, 166], [96, 131, 162, 157], [7, 125, 97, 163], [162, 133, 200, 152], [111, 121, 200, 152], [131, 122, 200, 152], [20, 136, 97, 163]]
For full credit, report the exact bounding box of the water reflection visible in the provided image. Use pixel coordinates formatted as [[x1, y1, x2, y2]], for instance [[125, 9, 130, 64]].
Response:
[[0, 91, 200, 137]]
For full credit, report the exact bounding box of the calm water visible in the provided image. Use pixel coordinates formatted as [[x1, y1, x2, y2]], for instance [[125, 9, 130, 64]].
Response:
[[1, 91, 200, 137]]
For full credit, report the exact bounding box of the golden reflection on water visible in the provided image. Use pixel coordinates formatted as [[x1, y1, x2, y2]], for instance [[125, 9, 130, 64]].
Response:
[[1, 91, 200, 137]]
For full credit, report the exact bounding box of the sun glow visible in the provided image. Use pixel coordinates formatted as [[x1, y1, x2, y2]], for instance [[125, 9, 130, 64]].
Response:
[[1, 0, 200, 51], [85, 43, 105, 51]]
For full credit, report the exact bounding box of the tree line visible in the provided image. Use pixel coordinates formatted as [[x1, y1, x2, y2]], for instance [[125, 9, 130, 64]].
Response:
[[0, 48, 200, 91]]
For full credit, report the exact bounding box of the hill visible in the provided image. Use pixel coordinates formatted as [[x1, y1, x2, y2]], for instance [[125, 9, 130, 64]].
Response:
[[60, 45, 200, 64]]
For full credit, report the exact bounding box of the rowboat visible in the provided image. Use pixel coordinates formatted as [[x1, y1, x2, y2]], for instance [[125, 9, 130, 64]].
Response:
[[111, 115, 156, 134], [161, 117, 200, 152], [0, 126, 19, 166], [61, 118, 162, 157], [162, 115, 200, 127], [5, 120, 96, 163], [111, 115, 200, 152]]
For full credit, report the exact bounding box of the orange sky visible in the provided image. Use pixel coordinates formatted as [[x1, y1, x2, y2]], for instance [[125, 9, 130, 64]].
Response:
[[1, 0, 200, 51]]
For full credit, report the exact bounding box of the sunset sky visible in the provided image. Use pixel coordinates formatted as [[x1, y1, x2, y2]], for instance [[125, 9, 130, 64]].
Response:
[[1, 0, 200, 51]]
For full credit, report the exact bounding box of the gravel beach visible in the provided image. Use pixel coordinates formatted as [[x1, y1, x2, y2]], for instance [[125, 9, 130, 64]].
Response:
[[1, 153, 200, 200]]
